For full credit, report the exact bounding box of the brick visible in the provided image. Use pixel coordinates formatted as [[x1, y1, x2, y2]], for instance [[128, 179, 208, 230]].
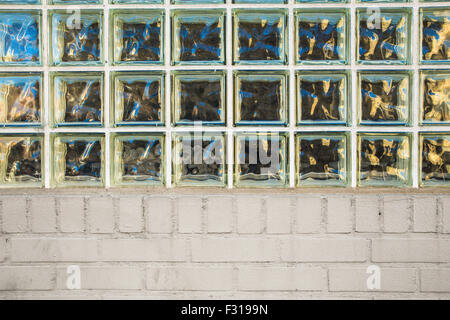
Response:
[[191, 238, 278, 262], [207, 196, 233, 233], [281, 238, 367, 262], [30, 197, 56, 233], [177, 197, 203, 233], [355, 197, 380, 232], [238, 267, 326, 291], [59, 197, 85, 233], [413, 197, 437, 233], [118, 197, 143, 233], [11, 238, 98, 262], [237, 196, 262, 234], [327, 197, 353, 233], [146, 197, 172, 233], [87, 197, 114, 234], [420, 269, 450, 292], [329, 268, 416, 292], [1, 197, 27, 233], [100, 239, 186, 262], [0, 238, 5, 262], [296, 197, 322, 233], [147, 267, 233, 291], [372, 239, 450, 262], [266, 197, 292, 234], [443, 197, 450, 234], [0, 267, 54, 290], [383, 196, 410, 233]]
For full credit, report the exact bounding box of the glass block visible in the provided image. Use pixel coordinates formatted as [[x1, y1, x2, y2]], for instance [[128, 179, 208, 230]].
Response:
[[358, 71, 411, 126], [172, 71, 226, 126], [296, 133, 349, 187], [295, 9, 348, 65], [235, 132, 288, 187], [0, 0, 40, 3], [172, 132, 226, 187], [50, 10, 103, 66], [0, 134, 43, 187], [111, 0, 162, 3], [172, 10, 225, 65], [420, 133, 449, 187], [50, 0, 101, 3], [172, 0, 224, 3], [0, 73, 42, 127], [358, 0, 408, 2], [296, 0, 346, 2], [420, 70, 449, 125], [112, 72, 164, 127], [111, 10, 163, 65], [233, 9, 287, 65], [234, 0, 286, 3], [112, 133, 164, 186], [296, 71, 348, 125], [358, 133, 411, 187], [52, 134, 104, 187], [51, 72, 103, 127], [420, 8, 450, 64], [0, 10, 41, 66], [357, 8, 410, 65]]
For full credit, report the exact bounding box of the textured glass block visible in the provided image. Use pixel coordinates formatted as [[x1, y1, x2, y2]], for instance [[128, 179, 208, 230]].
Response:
[[0, 73, 42, 127], [420, 133, 449, 187], [358, 133, 411, 187], [420, 70, 449, 125], [234, 71, 288, 126], [235, 132, 288, 187], [52, 134, 104, 187], [172, 71, 225, 126], [357, 8, 410, 65], [296, 133, 349, 187], [296, 0, 346, 2], [172, 10, 225, 65], [233, 9, 287, 65], [0, 0, 40, 4], [295, 9, 348, 65], [112, 10, 163, 65], [172, 132, 226, 187], [51, 72, 103, 127], [420, 8, 450, 64], [50, 10, 103, 66], [296, 71, 348, 125], [0, 10, 41, 66], [51, 0, 101, 3], [358, 0, 407, 2], [234, 0, 286, 3], [112, 133, 164, 186], [112, 72, 164, 127], [358, 71, 411, 126], [0, 135, 43, 187], [112, 0, 161, 3], [172, 0, 224, 3]]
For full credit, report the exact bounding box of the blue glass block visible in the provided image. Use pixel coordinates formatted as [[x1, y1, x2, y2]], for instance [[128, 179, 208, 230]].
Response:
[[172, 132, 226, 187], [420, 70, 450, 125], [297, 71, 348, 125], [295, 9, 348, 65], [50, 0, 101, 3], [112, 0, 162, 3], [357, 8, 410, 65], [50, 10, 103, 66], [172, 0, 225, 3], [234, 0, 286, 3], [296, 0, 347, 2], [233, 9, 287, 65], [112, 10, 163, 65], [112, 72, 164, 127], [172, 10, 225, 65], [420, 8, 449, 64], [420, 133, 449, 187], [0, 0, 40, 3], [235, 132, 288, 187], [0, 10, 41, 66], [0, 73, 42, 127], [358, 71, 411, 126]]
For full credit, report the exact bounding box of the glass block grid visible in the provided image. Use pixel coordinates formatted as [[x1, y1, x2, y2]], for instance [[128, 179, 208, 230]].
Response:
[[0, 1, 448, 189]]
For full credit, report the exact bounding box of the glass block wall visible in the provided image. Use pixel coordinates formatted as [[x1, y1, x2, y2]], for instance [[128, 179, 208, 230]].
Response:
[[0, 0, 448, 189]]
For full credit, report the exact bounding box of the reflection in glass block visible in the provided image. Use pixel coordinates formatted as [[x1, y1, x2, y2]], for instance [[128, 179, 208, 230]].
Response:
[[357, 8, 410, 64], [297, 71, 348, 125], [53, 134, 104, 187], [420, 133, 449, 187], [0, 11, 40, 65], [172, 10, 225, 65], [295, 9, 348, 65], [420, 70, 449, 125], [358, 133, 411, 187], [112, 72, 163, 126], [296, 133, 349, 187], [112, 134, 164, 186], [0, 73, 41, 127], [235, 133, 288, 187], [172, 132, 226, 187], [50, 10, 102, 65], [172, 71, 225, 126], [420, 8, 449, 64], [0, 135, 43, 187], [235, 71, 288, 126], [358, 71, 411, 125], [233, 10, 287, 64], [112, 10, 163, 65]]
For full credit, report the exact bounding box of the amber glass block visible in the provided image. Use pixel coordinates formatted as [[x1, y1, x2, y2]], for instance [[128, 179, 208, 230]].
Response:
[[420, 7, 449, 64], [420, 133, 449, 187], [420, 70, 450, 125], [358, 133, 411, 187]]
